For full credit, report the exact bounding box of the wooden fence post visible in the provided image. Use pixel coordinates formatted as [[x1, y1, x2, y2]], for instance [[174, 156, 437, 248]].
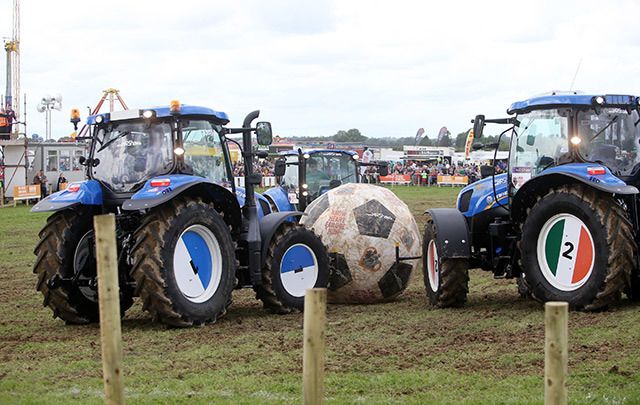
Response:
[[303, 288, 327, 405], [545, 301, 568, 405], [94, 214, 124, 405]]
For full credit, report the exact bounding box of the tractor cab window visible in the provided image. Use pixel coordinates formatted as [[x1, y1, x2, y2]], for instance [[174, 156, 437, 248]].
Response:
[[182, 120, 230, 186], [510, 109, 569, 189], [576, 108, 640, 176], [306, 153, 357, 197], [92, 121, 173, 193]]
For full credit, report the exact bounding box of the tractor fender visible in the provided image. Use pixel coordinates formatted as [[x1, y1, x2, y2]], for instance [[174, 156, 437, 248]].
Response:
[[511, 167, 638, 221], [259, 211, 304, 267], [262, 187, 294, 212], [31, 180, 103, 213], [121, 175, 239, 212], [426, 208, 471, 259]]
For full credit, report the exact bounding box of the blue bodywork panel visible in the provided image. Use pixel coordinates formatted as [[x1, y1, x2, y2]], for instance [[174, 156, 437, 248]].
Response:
[[87, 104, 230, 125], [31, 180, 103, 213], [457, 173, 508, 217], [508, 93, 639, 114], [235, 187, 270, 219], [263, 186, 294, 212], [129, 174, 203, 201]]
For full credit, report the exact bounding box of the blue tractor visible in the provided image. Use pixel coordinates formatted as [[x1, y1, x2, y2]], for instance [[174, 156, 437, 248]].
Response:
[[263, 149, 388, 212], [422, 92, 640, 310], [32, 102, 329, 326]]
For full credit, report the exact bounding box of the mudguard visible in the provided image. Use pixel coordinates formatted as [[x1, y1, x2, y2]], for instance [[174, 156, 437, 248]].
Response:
[[122, 174, 237, 211], [262, 187, 294, 212], [511, 164, 638, 221], [259, 211, 304, 267], [31, 180, 103, 213], [426, 208, 471, 258], [235, 187, 272, 218]]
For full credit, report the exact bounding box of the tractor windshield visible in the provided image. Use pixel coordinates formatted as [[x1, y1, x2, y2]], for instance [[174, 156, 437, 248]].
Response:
[[92, 121, 173, 192], [510, 109, 570, 189], [182, 120, 230, 186], [305, 153, 357, 197], [576, 108, 640, 176]]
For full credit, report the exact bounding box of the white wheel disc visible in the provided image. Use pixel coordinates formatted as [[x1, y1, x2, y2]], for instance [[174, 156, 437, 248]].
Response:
[[426, 239, 439, 292], [173, 224, 223, 303], [537, 213, 595, 292], [280, 244, 319, 298]]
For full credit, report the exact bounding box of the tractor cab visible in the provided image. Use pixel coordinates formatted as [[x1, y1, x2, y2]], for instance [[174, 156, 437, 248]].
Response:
[[504, 94, 640, 192], [265, 149, 388, 212]]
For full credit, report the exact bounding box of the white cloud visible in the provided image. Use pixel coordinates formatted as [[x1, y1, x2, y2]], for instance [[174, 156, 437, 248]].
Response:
[[2, 0, 640, 140]]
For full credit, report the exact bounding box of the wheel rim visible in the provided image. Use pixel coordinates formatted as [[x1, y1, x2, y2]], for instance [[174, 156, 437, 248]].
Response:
[[537, 213, 595, 292], [173, 224, 223, 304], [426, 239, 439, 292], [280, 243, 319, 298], [74, 231, 98, 303]]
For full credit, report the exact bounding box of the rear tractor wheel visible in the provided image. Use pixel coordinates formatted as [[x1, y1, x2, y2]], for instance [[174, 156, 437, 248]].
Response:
[[422, 213, 469, 308], [519, 185, 634, 310], [131, 197, 236, 327]]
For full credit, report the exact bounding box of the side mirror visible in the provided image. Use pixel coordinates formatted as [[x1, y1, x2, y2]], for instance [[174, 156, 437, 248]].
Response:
[[526, 134, 535, 146], [480, 165, 495, 178], [473, 115, 485, 139], [78, 156, 86, 165], [378, 163, 389, 176], [274, 158, 286, 176], [256, 122, 272, 146]]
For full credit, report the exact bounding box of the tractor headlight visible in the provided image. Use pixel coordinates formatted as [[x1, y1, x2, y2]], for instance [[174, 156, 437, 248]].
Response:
[[302, 183, 308, 190], [570, 136, 581, 145], [142, 110, 155, 119], [94, 115, 104, 124], [303, 153, 310, 159], [302, 191, 309, 197], [594, 96, 605, 105], [174, 147, 185, 156]]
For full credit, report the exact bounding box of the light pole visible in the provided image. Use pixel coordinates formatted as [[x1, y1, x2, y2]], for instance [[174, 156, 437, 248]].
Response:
[[37, 94, 62, 141]]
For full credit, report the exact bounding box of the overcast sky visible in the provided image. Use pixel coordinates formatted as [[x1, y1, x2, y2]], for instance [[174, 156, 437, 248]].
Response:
[[2, 0, 640, 140]]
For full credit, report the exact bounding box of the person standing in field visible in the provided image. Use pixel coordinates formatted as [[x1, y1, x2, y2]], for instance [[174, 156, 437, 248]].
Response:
[[33, 170, 48, 199]]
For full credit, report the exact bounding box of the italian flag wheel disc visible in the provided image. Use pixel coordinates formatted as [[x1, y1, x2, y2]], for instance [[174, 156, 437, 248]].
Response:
[[537, 213, 595, 292], [426, 239, 439, 292]]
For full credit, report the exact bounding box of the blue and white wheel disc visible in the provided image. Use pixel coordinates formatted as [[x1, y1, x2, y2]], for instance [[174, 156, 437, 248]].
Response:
[[280, 244, 319, 297], [173, 224, 222, 304]]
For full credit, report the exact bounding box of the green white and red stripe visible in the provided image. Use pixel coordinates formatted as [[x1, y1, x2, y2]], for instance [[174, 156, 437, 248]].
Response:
[[537, 214, 595, 291]]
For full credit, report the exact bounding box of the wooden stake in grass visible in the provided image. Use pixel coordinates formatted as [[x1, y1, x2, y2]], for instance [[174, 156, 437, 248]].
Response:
[[94, 214, 124, 405], [303, 288, 327, 405], [545, 301, 568, 405]]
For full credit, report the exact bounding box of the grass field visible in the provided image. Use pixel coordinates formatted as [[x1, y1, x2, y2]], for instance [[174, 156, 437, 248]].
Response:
[[1, 186, 639, 404]]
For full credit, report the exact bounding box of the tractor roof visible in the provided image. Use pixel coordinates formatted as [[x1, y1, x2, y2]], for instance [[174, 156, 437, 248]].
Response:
[[508, 93, 640, 115], [87, 104, 230, 125], [279, 149, 358, 157]]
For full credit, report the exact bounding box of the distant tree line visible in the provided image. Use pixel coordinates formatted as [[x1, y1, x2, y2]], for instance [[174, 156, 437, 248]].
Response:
[[286, 127, 511, 152]]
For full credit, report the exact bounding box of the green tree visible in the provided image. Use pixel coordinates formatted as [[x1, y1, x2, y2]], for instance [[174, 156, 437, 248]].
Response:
[[419, 136, 433, 146], [332, 128, 367, 142], [437, 134, 453, 147], [455, 131, 469, 152]]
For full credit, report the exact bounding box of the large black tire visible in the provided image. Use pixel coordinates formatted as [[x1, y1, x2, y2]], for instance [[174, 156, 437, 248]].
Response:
[[33, 209, 133, 324], [130, 197, 236, 327], [519, 185, 634, 310], [255, 224, 330, 314], [422, 213, 469, 308]]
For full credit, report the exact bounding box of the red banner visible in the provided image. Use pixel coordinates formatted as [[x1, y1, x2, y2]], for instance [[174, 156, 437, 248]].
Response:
[[379, 174, 411, 184]]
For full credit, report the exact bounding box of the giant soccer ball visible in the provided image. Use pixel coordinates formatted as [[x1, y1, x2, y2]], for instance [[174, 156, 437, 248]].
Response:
[[300, 183, 421, 304]]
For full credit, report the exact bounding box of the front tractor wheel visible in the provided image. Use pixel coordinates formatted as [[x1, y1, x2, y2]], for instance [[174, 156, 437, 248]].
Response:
[[255, 224, 330, 314], [520, 185, 634, 310], [422, 214, 469, 308], [131, 197, 236, 327], [33, 209, 133, 324]]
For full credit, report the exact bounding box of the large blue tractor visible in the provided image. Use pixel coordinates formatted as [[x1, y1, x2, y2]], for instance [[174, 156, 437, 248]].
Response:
[[263, 149, 388, 212], [32, 102, 329, 326], [422, 92, 640, 310]]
